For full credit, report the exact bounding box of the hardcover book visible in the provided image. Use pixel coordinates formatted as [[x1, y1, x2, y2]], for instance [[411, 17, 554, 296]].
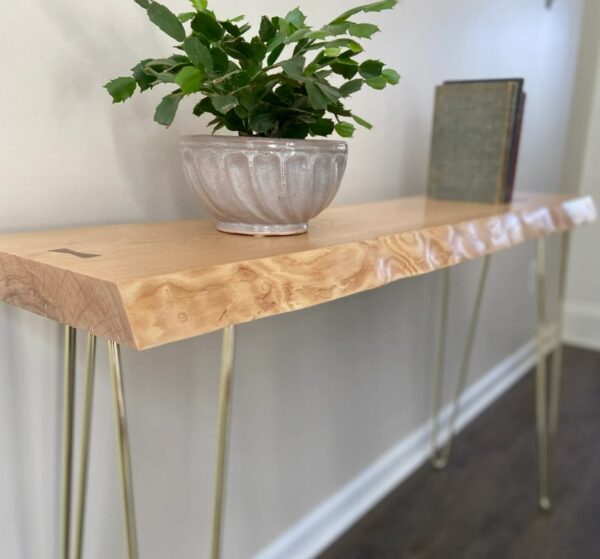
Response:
[[427, 79, 525, 204]]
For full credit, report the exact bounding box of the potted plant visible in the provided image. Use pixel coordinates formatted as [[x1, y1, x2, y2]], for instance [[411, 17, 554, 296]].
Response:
[[106, 0, 399, 235]]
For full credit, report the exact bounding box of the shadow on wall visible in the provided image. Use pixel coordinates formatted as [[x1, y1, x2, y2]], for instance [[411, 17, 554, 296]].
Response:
[[33, 0, 203, 222]]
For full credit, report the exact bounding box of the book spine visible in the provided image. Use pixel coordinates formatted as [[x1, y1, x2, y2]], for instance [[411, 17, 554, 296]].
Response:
[[504, 92, 526, 203], [495, 81, 519, 203]]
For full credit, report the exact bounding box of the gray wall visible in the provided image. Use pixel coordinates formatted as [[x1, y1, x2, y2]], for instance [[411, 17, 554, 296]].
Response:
[[564, 0, 600, 348], [0, 1, 585, 558]]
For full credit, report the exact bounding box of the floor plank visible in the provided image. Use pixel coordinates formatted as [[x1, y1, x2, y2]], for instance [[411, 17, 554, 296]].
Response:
[[319, 346, 600, 559]]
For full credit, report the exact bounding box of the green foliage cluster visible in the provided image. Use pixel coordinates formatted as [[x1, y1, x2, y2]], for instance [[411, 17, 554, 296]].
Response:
[[105, 0, 399, 139]]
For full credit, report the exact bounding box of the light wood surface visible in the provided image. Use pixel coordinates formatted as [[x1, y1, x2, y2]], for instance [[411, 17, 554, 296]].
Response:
[[0, 194, 595, 350]]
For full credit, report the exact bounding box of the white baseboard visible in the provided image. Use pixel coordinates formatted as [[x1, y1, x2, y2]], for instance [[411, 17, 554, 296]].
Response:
[[254, 330, 556, 559], [564, 301, 600, 351]]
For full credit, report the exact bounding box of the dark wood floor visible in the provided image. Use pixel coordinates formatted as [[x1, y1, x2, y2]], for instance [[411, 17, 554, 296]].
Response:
[[320, 346, 600, 559]]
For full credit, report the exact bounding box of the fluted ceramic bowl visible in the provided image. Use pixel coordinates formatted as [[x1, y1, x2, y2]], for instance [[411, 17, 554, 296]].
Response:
[[179, 135, 348, 236]]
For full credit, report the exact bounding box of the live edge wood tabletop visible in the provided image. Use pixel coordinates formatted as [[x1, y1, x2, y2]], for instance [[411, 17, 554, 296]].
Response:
[[0, 193, 595, 351]]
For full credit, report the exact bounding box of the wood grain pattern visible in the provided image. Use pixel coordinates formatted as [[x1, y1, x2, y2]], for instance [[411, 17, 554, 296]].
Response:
[[0, 194, 595, 350]]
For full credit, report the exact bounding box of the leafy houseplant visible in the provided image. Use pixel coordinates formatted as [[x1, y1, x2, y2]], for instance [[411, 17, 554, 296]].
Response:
[[106, 0, 400, 235]]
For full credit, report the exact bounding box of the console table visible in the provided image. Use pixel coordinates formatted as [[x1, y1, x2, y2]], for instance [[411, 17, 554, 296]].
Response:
[[0, 193, 596, 559]]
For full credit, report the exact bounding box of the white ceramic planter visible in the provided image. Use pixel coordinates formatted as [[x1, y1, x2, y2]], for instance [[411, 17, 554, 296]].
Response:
[[179, 135, 348, 236]]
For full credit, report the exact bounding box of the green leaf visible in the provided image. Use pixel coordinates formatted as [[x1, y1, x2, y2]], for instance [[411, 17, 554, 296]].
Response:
[[183, 36, 213, 72], [250, 112, 277, 135], [331, 59, 359, 79], [259, 17, 276, 42], [305, 81, 330, 110], [193, 97, 217, 116], [221, 20, 244, 37], [335, 121, 355, 137], [305, 80, 340, 110], [281, 56, 305, 80], [382, 68, 400, 84], [278, 18, 292, 36], [352, 114, 373, 129], [323, 47, 342, 57], [332, 0, 398, 24], [285, 8, 307, 27], [348, 23, 380, 39], [366, 75, 387, 89], [145, 58, 181, 68], [310, 118, 335, 136], [104, 77, 137, 103], [339, 78, 363, 97], [154, 94, 182, 126], [131, 60, 156, 91], [305, 38, 363, 54], [147, 2, 186, 42], [134, 0, 150, 9], [280, 122, 310, 139], [359, 59, 384, 79], [210, 47, 229, 73], [175, 66, 204, 94], [212, 95, 239, 114], [285, 28, 311, 43], [190, 0, 208, 10], [192, 11, 224, 41], [178, 12, 196, 23], [329, 101, 353, 117], [267, 44, 285, 65], [144, 67, 177, 83], [318, 23, 350, 36]]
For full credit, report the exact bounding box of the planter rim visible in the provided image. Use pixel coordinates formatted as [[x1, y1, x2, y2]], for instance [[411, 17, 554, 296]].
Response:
[[180, 134, 347, 153]]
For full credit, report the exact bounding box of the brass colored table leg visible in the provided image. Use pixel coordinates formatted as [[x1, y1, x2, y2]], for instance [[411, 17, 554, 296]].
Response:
[[211, 325, 236, 559], [73, 334, 97, 559], [430, 268, 451, 469], [535, 238, 552, 511], [549, 233, 570, 436], [536, 232, 571, 512], [431, 256, 491, 469], [61, 326, 77, 559], [108, 341, 139, 559]]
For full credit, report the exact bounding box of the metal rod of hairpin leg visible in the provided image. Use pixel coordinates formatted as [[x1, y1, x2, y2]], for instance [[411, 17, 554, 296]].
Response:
[[431, 268, 451, 469], [435, 254, 491, 468], [543, 231, 571, 512], [73, 334, 97, 559], [549, 232, 571, 435], [535, 238, 552, 511], [108, 341, 138, 559], [211, 325, 236, 559], [60, 325, 76, 559]]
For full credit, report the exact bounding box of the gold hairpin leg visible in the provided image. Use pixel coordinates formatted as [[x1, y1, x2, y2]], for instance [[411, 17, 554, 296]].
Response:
[[431, 256, 491, 469], [535, 237, 552, 511], [430, 268, 451, 468], [61, 326, 77, 559], [549, 233, 570, 436], [108, 341, 138, 559], [536, 232, 571, 511], [73, 334, 97, 559], [211, 325, 236, 559]]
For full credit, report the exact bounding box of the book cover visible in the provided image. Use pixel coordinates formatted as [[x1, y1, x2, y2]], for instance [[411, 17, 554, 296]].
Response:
[[427, 79, 523, 204]]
